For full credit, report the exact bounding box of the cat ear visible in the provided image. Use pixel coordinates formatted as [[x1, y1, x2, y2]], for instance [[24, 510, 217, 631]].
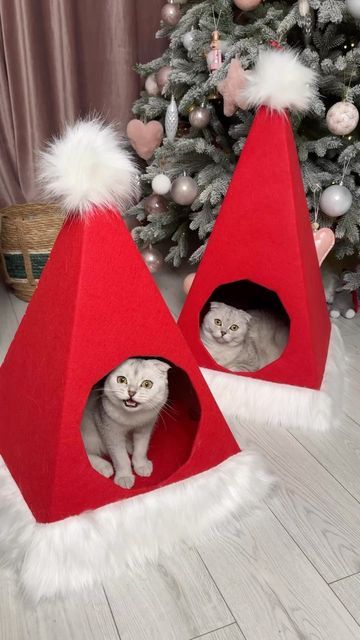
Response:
[[241, 311, 252, 323], [149, 359, 171, 374], [210, 301, 222, 311]]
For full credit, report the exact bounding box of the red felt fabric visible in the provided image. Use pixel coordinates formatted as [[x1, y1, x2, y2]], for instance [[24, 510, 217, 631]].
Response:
[[0, 211, 240, 523], [179, 107, 330, 389]]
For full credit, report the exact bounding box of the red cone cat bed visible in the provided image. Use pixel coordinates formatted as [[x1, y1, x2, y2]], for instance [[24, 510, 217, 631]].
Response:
[[0, 119, 272, 601], [179, 49, 345, 433]]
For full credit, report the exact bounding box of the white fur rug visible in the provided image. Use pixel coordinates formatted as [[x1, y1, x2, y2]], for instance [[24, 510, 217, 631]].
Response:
[[202, 324, 345, 433]]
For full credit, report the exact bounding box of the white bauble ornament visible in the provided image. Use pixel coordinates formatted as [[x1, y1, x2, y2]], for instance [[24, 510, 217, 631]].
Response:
[[182, 29, 198, 51], [345, 0, 360, 19], [151, 174, 171, 195], [320, 185, 353, 218], [141, 246, 164, 273], [171, 175, 198, 205], [145, 73, 159, 97], [326, 101, 359, 135], [165, 94, 178, 142]]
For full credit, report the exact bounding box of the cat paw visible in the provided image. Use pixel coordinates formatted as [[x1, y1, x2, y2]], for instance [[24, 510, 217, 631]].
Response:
[[114, 473, 135, 489], [94, 459, 114, 478], [133, 459, 153, 477]]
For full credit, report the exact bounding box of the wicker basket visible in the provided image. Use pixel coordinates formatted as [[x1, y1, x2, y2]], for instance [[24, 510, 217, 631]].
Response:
[[0, 203, 64, 301]]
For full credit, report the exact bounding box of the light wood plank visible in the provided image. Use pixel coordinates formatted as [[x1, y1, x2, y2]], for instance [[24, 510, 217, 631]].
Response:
[[199, 509, 360, 640], [230, 419, 360, 583], [291, 413, 360, 502], [104, 548, 234, 640], [0, 285, 19, 363], [0, 571, 120, 640], [193, 624, 245, 640], [332, 574, 360, 626]]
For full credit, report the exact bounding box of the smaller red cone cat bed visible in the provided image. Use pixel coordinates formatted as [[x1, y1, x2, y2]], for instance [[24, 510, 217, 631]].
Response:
[[0, 119, 272, 601], [179, 49, 345, 433]]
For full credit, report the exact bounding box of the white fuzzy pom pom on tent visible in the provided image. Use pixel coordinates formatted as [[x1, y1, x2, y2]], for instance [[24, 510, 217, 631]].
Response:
[[38, 118, 140, 216], [241, 48, 318, 113]]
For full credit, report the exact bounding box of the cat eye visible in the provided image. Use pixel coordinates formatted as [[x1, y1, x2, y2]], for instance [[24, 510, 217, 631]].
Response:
[[117, 375, 127, 384], [229, 324, 239, 331], [214, 318, 222, 326], [141, 380, 153, 389]]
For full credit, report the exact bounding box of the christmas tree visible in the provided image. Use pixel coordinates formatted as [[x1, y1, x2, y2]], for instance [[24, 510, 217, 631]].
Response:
[[127, 0, 360, 290]]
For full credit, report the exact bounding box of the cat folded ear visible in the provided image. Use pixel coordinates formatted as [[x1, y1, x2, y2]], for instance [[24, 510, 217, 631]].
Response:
[[210, 301, 222, 310], [149, 359, 171, 374], [241, 311, 252, 323]]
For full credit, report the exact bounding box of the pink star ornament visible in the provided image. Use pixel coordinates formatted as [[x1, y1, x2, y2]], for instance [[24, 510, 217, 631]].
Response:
[[217, 58, 248, 117]]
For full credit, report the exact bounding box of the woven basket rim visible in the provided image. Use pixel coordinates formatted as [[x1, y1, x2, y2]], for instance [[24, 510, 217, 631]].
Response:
[[0, 202, 63, 217]]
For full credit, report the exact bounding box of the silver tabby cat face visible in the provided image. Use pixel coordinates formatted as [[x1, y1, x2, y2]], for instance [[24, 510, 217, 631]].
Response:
[[202, 302, 251, 345], [104, 358, 170, 411]]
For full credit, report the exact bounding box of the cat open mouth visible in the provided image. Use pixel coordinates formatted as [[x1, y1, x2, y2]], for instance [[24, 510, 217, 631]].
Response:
[[124, 399, 138, 408]]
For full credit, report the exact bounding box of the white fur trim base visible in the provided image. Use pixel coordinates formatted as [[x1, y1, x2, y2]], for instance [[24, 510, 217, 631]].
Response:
[[0, 451, 273, 602], [202, 324, 345, 433]]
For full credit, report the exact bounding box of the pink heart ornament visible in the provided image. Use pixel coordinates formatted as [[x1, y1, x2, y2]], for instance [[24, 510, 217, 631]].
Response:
[[313, 227, 335, 266], [126, 119, 164, 160]]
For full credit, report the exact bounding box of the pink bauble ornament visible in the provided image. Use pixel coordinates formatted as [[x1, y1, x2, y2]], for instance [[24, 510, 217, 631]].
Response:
[[156, 66, 172, 92], [141, 246, 164, 273], [144, 194, 169, 216], [161, 2, 181, 26], [313, 227, 335, 266], [126, 120, 164, 160], [233, 0, 262, 9], [326, 101, 359, 136], [145, 73, 160, 97], [183, 273, 195, 294]]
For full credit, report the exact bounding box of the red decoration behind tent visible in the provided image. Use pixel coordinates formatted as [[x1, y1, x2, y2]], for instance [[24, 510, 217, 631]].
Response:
[[178, 106, 331, 390], [0, 211, 240, 523]]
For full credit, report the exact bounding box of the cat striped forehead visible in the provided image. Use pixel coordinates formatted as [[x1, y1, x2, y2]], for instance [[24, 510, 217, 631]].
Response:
[[113, 358, 170, 379]]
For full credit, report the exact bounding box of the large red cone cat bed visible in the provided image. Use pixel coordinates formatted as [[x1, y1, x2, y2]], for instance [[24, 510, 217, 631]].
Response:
[[179, 49, 345, 433], [0, 120, 272, 601]]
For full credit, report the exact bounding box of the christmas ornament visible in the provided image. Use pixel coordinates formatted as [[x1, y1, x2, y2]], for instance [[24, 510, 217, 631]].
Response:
[[165, 94, 179, 141], [326, 101, 359, 136], [217, 58, 248, 116], [126, 120, 164, 160], [183, 272, 195, 294], [161, 2, 181, 26], [320, 185, 352, 218], [207, 30, 222, 72], [171, 175, 198, 205], [182, 28, 198, 51], [313, 227, 335, 266], [298, 0, 310, 16], [298, 0, 312, 44], [144, 194, 169, 216], [345, 0, 360, 19], [189, 105, 210, 129], [141, 246, 164, 273], [145, 73, 159, 97], [156, 66, 172, 92], [233, 0, 261, 9], [151, 174, 171, 195]]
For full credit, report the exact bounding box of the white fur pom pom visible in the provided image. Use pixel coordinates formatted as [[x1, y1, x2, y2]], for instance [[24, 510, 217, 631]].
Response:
[[241, 48, 317, 113], [38, 118, 140, 217]]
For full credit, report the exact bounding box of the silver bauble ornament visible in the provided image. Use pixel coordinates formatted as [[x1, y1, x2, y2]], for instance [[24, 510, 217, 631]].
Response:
[[141, 247, 164, 274], [144, 194, 169, 216], [165, 94, 178, 142], [345, 0, 360, 19], [182, 29, 198, 51], [161, 2, 181, 26], [189, 106, 210, 129], [156, 66, 172, 92], [145, 73, 159, 97], [171, 175, 198, 205], [151, 174, 171, 195], [326, 101, 359, 136], [320, 185, 353, 218]]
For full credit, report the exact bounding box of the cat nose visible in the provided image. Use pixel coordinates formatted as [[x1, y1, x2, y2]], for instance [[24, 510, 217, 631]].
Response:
[[128, 389, 136, 398], [220, 330, 226, 336]]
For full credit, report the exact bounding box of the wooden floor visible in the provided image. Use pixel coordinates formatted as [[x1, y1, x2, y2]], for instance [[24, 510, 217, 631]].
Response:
[[1, 272, 360, 640]]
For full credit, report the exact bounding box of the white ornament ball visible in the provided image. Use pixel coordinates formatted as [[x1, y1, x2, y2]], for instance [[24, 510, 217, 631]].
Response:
[[326, 101, 359, 135], [141, 247, 164, 274], [145, 73, 159, 97], [183, 272, 196, 294], [345, 0, 360, 19], [182, 30, 198, 51], [171, 176, 198, 205], [151, 174, 171, 195], [320, 185, 353, 218]]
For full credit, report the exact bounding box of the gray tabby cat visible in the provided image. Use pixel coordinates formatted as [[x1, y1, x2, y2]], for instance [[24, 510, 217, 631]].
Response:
[[201, 301, 289, 372], [81, 358, 170, 489]]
